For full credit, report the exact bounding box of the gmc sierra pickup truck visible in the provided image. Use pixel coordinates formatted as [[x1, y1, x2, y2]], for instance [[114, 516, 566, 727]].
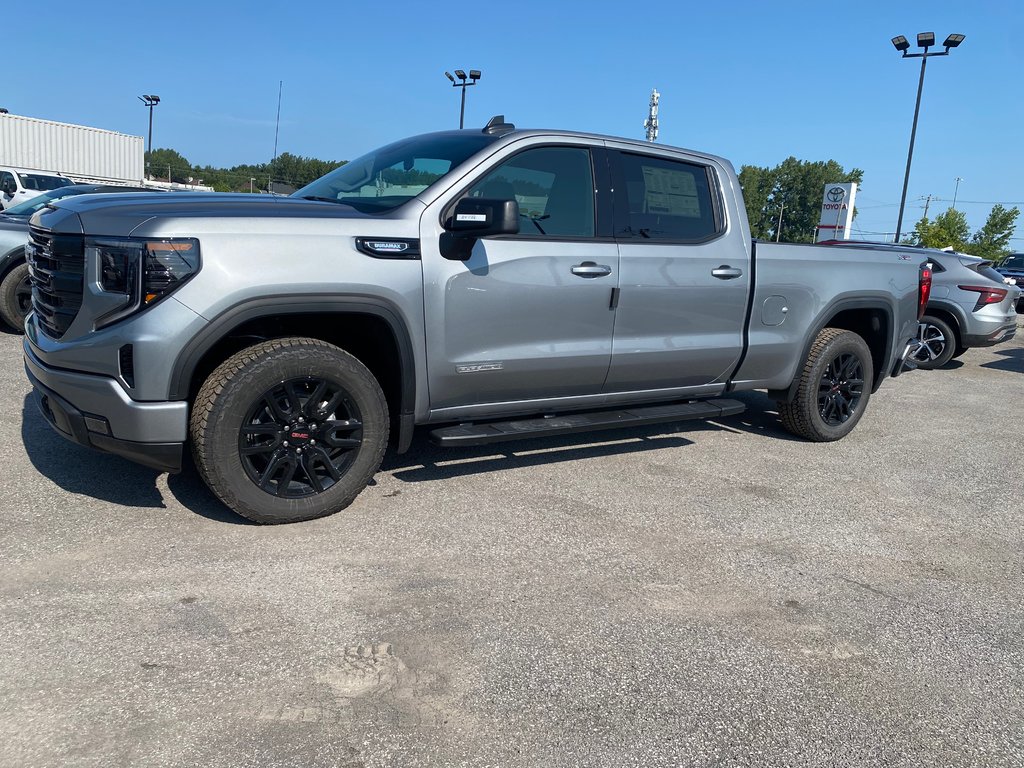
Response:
[[23, 117, 927, 523]]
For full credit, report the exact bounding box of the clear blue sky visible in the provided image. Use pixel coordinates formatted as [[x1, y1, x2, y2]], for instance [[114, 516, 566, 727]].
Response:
[[4, 0, 1022, 243]]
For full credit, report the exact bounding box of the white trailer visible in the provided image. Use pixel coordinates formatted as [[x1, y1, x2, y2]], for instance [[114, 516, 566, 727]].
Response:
[[0, 112, 144, 185]]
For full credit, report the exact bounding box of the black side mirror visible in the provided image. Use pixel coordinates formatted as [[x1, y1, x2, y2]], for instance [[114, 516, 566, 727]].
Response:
[[440, 197, 520, 261], [0, 181, 14, 196]]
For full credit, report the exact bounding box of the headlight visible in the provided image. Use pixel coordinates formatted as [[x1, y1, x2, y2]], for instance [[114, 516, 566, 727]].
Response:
[[89, 237, 200, 328]]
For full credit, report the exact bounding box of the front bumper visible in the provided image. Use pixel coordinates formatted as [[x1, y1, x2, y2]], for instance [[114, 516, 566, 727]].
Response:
[[24, 339, 187, 473]]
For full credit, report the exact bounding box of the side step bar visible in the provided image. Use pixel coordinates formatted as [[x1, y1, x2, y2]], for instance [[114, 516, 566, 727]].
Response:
[[429, 399, 746, 447]]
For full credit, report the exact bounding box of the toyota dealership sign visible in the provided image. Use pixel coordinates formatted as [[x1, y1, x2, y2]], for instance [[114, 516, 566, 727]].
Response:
[[815, 182, 858, 242]]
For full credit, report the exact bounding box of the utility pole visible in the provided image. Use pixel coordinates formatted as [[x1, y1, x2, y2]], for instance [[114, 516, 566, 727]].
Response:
[[922, 194, 932, 219], [952, 177, 963, 210], [775, 202, 785, 242], [644, 89, 660, 142]]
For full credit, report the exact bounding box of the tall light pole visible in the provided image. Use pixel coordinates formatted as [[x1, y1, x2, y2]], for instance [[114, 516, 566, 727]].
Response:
[[890, 33, 964, 243], [138, 94, 160, 174], [444, 69, 481, 129], [952, 176, 964, 210]]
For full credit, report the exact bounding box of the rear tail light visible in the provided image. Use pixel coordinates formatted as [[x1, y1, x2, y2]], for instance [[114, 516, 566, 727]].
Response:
[[918, 263, 932, 320], [958, 284, 1008, 312]]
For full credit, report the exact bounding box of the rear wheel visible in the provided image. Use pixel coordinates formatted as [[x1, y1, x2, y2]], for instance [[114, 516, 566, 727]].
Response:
[[777, 328, 873, 442], [190, 337, 389, 524], [0, 262, 31, 331], [912, 315, 956, 369]]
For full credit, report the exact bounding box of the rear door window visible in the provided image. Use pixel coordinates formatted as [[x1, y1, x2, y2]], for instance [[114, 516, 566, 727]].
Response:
[[611, 152, 721, 241]]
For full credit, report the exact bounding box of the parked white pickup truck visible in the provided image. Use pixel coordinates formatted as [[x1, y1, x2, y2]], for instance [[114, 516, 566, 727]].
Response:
[[0, 167, 73, 210]]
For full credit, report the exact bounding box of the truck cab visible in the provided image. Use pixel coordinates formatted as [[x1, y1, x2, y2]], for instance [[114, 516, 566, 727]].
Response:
[[0, 167, 74, 210]]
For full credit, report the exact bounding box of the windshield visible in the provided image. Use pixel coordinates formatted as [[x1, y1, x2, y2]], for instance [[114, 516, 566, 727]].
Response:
[[293, 133, 498, 213], [17, 173, 73, 192], [1, 187, 86, 216], [1002, 255, 1024, 269]]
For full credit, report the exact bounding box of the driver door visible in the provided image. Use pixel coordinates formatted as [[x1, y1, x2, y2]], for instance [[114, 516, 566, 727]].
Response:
[[420, 142, 618, 414]]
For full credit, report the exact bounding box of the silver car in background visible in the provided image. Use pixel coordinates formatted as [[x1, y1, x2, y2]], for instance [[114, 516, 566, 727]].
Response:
[[822, 242, 1019, 369], [913, 248, 1019, 368]]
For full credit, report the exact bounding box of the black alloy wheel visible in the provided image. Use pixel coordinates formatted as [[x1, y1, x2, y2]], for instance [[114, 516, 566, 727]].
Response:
[[15, 271, 31, 320], [239, 377, 364, 498], [777, 327, 874, 442], [190, 337, 389, 524], [816, 352, 864, 426]]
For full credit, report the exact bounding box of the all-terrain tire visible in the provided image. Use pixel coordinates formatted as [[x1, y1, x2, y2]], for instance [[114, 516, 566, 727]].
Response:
[[777, 327, 873, 442], [912, 315, 957, 369], [190, 337, 389, 524], [0, 261, 31, 332]]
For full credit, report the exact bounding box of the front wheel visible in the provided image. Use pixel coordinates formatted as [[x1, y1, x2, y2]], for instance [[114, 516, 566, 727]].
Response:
[[190, 337, 389, 524], [0, 262, 31, 332], [777, 328, 874, 442]]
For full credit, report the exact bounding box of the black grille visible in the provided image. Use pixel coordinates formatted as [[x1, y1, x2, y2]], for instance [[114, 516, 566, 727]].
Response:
[[28, 227, 85, 339]]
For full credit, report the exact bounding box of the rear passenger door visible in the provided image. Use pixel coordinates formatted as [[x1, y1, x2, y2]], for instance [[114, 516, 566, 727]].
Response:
[[604, 149, 751, 392]]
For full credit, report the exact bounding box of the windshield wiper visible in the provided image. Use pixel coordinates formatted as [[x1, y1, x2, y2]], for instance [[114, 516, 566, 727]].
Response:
[[299, 195, 346, 204]]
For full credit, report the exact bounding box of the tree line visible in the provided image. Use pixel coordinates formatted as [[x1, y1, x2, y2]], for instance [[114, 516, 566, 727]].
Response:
[[144, 148, 345, 191], [739, 157, 1018, 262]]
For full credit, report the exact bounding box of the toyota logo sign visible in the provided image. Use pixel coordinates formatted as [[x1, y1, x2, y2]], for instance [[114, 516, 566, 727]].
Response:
[[827, 187, 846, 203]]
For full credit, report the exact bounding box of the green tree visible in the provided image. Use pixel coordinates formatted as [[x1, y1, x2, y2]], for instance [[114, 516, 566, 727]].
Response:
[[145, 147, 191, 182], [739, 157, 863, 243], [969, 204, 1019, 262], [908, 204, 1018, 261], [908, 208, 970, 251]]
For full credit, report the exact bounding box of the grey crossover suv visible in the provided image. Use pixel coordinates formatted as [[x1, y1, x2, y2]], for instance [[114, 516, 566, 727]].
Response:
[[822, 242, 1019, 369], [913, 248, 1019, 368]]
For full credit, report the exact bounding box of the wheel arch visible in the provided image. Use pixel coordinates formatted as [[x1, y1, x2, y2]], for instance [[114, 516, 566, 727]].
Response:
[[921, 302, 965, 346], [770, 299, 894, 403], [169, 295, 417, 452], [0, 246, 26, 281]]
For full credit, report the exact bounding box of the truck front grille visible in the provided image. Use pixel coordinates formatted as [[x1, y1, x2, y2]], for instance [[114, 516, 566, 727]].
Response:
[[28, 226, 85, 339]]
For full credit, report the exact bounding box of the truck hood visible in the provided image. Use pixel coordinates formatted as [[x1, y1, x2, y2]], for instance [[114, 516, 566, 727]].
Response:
[[31, 192, 401, 238]]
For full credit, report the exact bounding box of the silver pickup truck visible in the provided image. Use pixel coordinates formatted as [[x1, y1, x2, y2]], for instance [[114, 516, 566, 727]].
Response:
[[23, 117, 927, 523]]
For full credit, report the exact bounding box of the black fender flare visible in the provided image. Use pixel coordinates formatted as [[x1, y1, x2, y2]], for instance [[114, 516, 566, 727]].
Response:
[[768, 297, 896, 403], [168, 294, 418, 451]]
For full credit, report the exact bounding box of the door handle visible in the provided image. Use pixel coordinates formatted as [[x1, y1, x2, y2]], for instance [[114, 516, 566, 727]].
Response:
[[711, 265, 743, 279], [571, 261, 612, 278]]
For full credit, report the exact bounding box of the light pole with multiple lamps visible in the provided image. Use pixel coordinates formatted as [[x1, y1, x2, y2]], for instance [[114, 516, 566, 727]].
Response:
[[444, 69, 481, 129], [138, 94, 160, 175], [890, 32, 964, 242]]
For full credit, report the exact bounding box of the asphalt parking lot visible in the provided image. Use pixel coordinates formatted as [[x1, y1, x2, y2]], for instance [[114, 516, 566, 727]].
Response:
[[1, 323, 1022, 768]]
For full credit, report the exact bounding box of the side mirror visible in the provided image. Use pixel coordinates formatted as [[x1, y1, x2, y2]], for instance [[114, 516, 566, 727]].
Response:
[[441, 197, 520, 261], [447, 197, 520, 237], [0, 181, 14, 196]]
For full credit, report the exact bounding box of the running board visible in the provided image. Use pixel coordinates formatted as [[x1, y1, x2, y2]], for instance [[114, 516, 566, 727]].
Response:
[[429, 399, 746, 447]]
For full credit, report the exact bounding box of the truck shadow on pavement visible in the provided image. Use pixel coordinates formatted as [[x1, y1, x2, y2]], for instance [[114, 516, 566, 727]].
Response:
[[21, 394, 253, 523], [981, 347, 1024, 374], [21, 394, 166, 509], [20, 391, 793, 522], [383, 393, 795, 482]]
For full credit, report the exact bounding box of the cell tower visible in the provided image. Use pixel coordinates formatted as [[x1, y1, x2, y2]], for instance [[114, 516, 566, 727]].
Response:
[[644, 88, 660, 142]]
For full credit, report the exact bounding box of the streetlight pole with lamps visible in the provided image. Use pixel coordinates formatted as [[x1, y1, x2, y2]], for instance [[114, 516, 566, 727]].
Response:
[[444, 69, 481, 129], [138, 94, 161, 175], [890, 32, 964, 243]]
